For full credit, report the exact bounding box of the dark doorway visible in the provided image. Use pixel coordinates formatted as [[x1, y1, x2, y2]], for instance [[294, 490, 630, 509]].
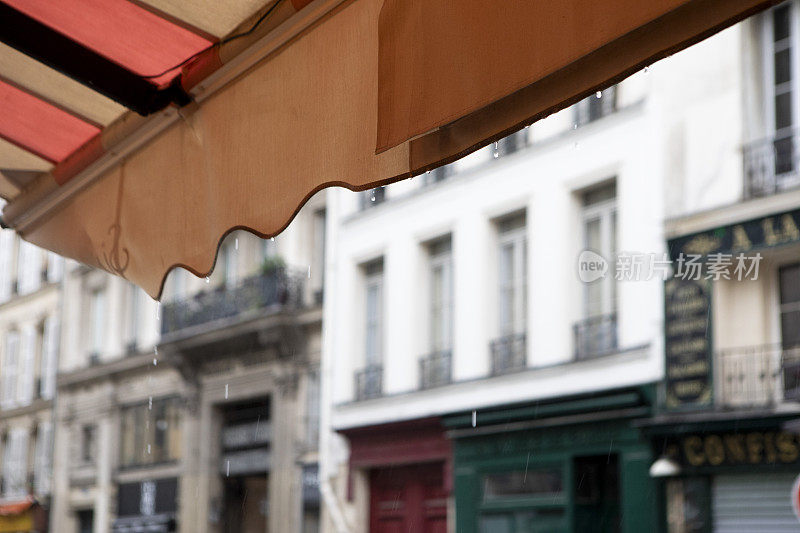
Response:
[[223, 474, 269, 533], [573, 454, 621, 533], [77, 509, 94, 533], [369, 463, 447, 533]]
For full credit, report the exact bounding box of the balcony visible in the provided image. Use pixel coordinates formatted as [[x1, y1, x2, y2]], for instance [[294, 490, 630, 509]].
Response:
[[573, 314, 618, 360], [355, 364, 383, 400], [419, 350, 452, 389], [743, 131, 800, 199], [160, 270, 303, 337], [490, 333, 527, 376], [717, 344, 800, 408]]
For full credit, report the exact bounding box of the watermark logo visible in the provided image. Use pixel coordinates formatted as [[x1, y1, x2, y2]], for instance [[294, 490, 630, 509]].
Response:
[[577, 250, 608, 282], [577, 251, 762, 282]]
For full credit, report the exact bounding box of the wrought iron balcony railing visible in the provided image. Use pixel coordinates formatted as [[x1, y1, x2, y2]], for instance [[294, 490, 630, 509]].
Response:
[[419, 350, 452, 389], [743, 131, 800, 199], [573, 313, 618, 360], [160, 270, 303, 336], [355, 364, 383, 400], [718, 344, 800, 408], [490, 333, 527, 376]]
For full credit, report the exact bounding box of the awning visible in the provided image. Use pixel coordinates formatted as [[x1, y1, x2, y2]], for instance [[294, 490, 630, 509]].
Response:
[[0, 498, 35, 533], [0, 0, 780, 298]]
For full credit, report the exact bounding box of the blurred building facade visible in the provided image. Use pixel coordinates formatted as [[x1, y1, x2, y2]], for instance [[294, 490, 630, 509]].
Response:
[[644, 3, 800, 532], [0, 229, 62, 531], [319, 61, 666, 531], [47, 196, 325, 533]]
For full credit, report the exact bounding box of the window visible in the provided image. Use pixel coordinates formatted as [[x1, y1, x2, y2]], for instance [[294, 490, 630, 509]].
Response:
[[81, 424, 96, 464], [89, 289, 106, 358], [120, 398, 182, 468], [574, 86, 617, 126], [1, 331, 19, 408], [17, 324, 36, 406], [483, 469, 563, 500], [221, 242, 238, 288], [312, 209, 326, 303], [582, 184, 617, 319], [360, 186, 386, 209], [429, 238, 453, 352], [33, 422, 53, 495], [17, 240, 41, 295], [577, 183, 618, 358], [0, 231, 13, 303], [780, 263, 800, 396], [40, 316, 58, 400], [2, 428, 28, 497], [769, 3, 796, 175], [364, 260, 384, 367], [497, 213, 527, 336]]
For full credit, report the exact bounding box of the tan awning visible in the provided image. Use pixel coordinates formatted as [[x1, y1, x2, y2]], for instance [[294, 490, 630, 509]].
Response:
[[0, 0, 779, 299]]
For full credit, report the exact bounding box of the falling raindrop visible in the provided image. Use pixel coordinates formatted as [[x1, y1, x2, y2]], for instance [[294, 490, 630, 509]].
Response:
[[226, 460, 231, 477], [471, 410, 477, 428], [234, 238, 239, 250], [307, 266, 311, 279], [370, 193, 376, 202], [270, 237, 275, 242], [225, 384, 229, 399], [147, 444, 152, 455], [148, 397, 153, 410], [572, 123, 578, 130], [595, 91, 602, 99], [492, 142, 499, 159], [644, 65, 650, 73], [153, 358, 158, 366], [154, 346, 158, 355], [156, 302, 161, 320], [205, 277, 210, 284]]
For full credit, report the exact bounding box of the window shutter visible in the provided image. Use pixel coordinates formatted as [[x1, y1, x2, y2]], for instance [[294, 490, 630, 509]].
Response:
[[34, 422, 53, 495], [40, 316, 59, 400], [18, 241, 41, 295], [46, 252, 63, 283], [0, 231, 13, 302], [3, 429, 28, 497], [17, 325, 36, 406], [1, 332, 19, 408]]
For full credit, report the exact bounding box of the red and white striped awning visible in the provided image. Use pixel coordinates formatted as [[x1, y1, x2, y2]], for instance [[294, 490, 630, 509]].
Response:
[[0, 0, 780, 298]]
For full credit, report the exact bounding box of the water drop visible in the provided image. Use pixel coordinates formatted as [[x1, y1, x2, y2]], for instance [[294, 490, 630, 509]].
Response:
[[153, 358, 158, 366], [644, 65, 650, 73], [595, 91, 602, 99], [573, 123, 578, 130], [205, 277, 210, 284], [270, 237, 275, 242], [370, 193, 376, 202], [492, 141, 499, 159], [226, 460, 231, 477], [156, 302, 161, 320], [235, 238, 239, 250], [307, 266, 311, 279], [147, 444, 151, 455], [154, 346, 158, 355], [148, 397, 153, 410], [471, 410, 477, 428], [225, 383, 229, 399]]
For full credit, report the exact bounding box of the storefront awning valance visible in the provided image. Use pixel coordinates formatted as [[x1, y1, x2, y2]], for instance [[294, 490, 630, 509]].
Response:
[[0, 0, 780, 298]]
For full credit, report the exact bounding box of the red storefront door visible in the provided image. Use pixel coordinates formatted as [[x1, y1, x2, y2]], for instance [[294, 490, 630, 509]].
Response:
[[369, 463, 447, 533]]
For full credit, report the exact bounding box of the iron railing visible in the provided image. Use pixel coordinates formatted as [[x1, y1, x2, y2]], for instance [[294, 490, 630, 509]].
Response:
[[573, 314, 618, 360], [490, 333, 527, 376], [743, 131, 800, 199], [160, 270, 303, 335], [419, 350, 452, 389], [718, 344, 800, 407], [355, 364, 383, 400]]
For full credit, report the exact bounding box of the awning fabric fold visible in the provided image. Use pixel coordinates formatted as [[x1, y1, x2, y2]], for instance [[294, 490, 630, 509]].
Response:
[[0, 0, 779, 299]]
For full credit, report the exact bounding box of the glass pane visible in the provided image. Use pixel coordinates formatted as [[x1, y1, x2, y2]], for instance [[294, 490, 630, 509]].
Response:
[[780, 264, 800, 304], [585, 217, 601, 252], [483, 469, 563, 499], [480, 515, 513, 533], [774, 5, 791, 43], [775, 48, 792, 85], [781, 310, 800, 348], [775, 91, 793, 130]]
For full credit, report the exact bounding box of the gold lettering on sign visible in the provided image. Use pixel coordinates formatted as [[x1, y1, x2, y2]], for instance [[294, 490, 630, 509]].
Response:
[[732, 225, 752, 251], [764, 218, 779, 246], [684, 436, 705, 466], [777, 432, 799, 463], [705, 435, 725, 466], [746, 433, 763, 464], [782, 214, 800, 242], [724, 434, 746, 463]]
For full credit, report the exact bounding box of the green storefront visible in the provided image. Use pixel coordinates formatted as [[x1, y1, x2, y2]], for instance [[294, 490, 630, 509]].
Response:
[[444, 386, 659, 533]]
